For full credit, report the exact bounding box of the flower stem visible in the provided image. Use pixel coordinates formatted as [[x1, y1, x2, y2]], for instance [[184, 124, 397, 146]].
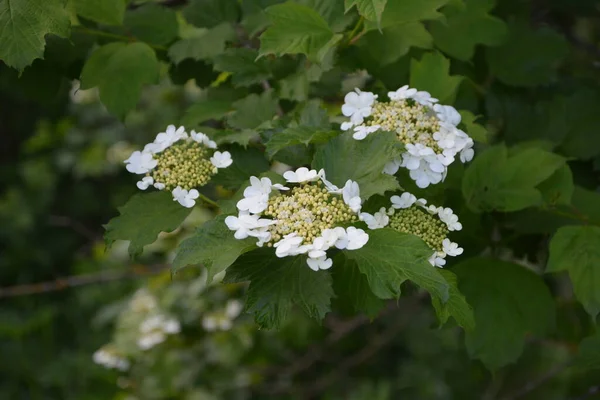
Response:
[[198, 193, 220, 209], [346, 17, 365, 46]]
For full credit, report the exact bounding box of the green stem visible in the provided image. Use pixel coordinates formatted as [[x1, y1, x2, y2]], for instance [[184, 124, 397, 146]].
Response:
[[346, 17, 364, 46], [73, 26, 167, 51], [198, 193, 220, 209]]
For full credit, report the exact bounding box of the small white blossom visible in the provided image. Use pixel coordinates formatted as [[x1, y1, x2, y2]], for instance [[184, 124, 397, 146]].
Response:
[[409, 164, 444, 189], [352, 124, 380, 140], [428, 253, 447, 268], [342, 180, 361, 213], [274, 233, 304, 257], [93, 347, 130, 371], [225, 300, 243, 319], [412, 91, 438, 106], [433, 123, 458, 150], [154, 182, 165, 190], [172, 186, 199, 208], [341, 88, 377, 125], [225, 213, 276, 240], [460, 140, 474, 163], [360, 207, 389, 229], [344, 227, 369, 250], [137, 332, 166, 350], [388, 85, 417, 101], [383, 159, 401, 175], [341, 121, 354, 131], [144, 125, 187, 154], [190, 130, 217, 149], [124, 151, 157, 174], [391, 193, 417, 209], [283, 167, 321, 183], [443, 239, 463, 256], [433, 104, 461, 126], [306, 256, 333, 271], [136, 176, 154, 190], [438, 207, 462, 231], [210, 151, 233, 168]]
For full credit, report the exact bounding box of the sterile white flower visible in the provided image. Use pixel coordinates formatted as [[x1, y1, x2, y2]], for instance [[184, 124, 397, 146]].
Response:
[[136, 176, 154, 190], [172, 186, 199, 208], [428, 253, 447, 268], [443, 239, 463, 256], [437, 207, 463, 231], [409, 164, 443, 189], [341, 121, 354, 131], [460, 140, 474, 163], [124, 151, 157, 174], [342, 180, 361, 213], [391, 192, 417, 209], [154, 182, 165, 190], [345, 227, 369, 250], [412, 90, 438, 106], [359, 207, 389, 229], [306, 256, 333, 271], [93, 347, 130, 371], [144, 125, 187, 154], [352, 124, 380, 140], [225, 300, 243, 319], [190, 130, 217, 149], [342, 88, 378, 125], [433, 104, 461, 126], [388, 85, 417, 101], [383, 159, 401, 175], [137, 332, 166, 350], [237, 176, 283, 213], [210, 151, 233, 168], [274, 233, 304, 258], [225, 213, 276, 240], [283, 167, 321, 183]]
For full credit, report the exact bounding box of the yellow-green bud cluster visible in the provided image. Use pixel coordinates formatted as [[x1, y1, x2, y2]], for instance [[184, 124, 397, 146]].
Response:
[[262, 181, 357, 245], [389, 206, 448, 252], [366, 100, 442, 152], [150, 141, 217, 191]]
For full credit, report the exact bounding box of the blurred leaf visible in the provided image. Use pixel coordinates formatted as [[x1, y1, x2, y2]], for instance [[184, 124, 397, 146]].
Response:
[[462, 144, 566, 212], [265, 127, 339, 158], [183, 0, 240, 28], [454, 257, 555, 370], [225, 249, 334, 328], [344, 0, 387, 25], [312, 131, 401, 199], [212, 146, 270, 190], [332, 254, 386, 318], [486, 21, 568, 87], [168, 23, 235, 64], [182, 100, 233, 127], [410, 51, 463, 104], [357, 22, 432, 66], [574, 333, 600, 371], [72, 0, 125, 25], [374, 0, 450, 29], [105, 191, 192, 257], [213, 48, 272, 86], [278, 64, 323, 101], [431, 269, 475, 331], [345, 229, 449, 301], [547, 225, 600, 318], [124, 4, 179, 46], [0, 0, 70, 71], [560, 90, 600, 160], [80, 42, 159, 118], [429, 0, 507, 61], [537, 165, 574, 206], [459, 110, 488, 143], [300, 0, 352, 32], [228, 91, 278, 129], [173, 215, 255, 281], [259, 2, 343, 63], [214, 130, 258, 147]]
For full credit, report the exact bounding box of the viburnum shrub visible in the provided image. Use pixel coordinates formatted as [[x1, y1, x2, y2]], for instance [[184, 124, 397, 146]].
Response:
[[6, 0, 600, 382]]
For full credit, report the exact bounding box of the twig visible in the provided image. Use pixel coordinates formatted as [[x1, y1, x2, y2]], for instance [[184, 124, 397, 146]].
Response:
[[198, 193, 219, 209], [48, 215, 99, 241], [501, 360, 571, 400], [0, 265, 167, 298], [572, 385, 600, 400]]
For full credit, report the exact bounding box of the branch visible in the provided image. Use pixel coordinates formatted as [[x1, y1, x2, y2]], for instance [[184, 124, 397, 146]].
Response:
[[0, 265, 167, 298], [501, 360, 571, 400]]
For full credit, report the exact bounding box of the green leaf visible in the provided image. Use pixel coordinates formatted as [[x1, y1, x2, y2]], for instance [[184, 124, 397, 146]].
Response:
[[560, 90, 600, 160], [212, 146, 270, 190], [344, 0, 387, 25], [259, 2, 343, 63], [537, 165, 574, 206], [345, 229, 449, 301], [224, 249, 334, 329], [278, 64, 324, 102], [458, 110, 488, 143], [168, 23, 235, 64], [0, 0, 70, 71], [105, 191, 192, 257], [454, 257, 555, 370], [462, 144, 566, 212], [72, 0, 125, 25], [183, 0, 240, 28], [547, 226, 600, 318], [228, 91, 278, 130], [213, 48, 272, 87], [374, 0, 450, 29], [312, 131, 401, 199], [357, 22, 432, 66], [574, 333, 600, 371], [124, 4, 179, 46], [332, 254, 386, 318], [182, 100, 233, 127], [80, 42, 159, 118], [486, 21, 568, 87], [431, 269, 475, 331], [429, 0, 507, 61], [299, 0, 352, 33], [265, 127, 339, 158], [173, 215, 255, 281], [410, 51, 463, 104], [214, 130, 258, 147]]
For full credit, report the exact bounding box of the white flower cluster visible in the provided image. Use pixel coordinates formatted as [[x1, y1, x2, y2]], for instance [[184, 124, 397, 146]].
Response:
[[124, 125, 233, 208], [341, 86, 475, 188], [93, 345, 130, 371], [137, 314, 181, 350], [359, 192, 463, 267], [226, 168, 369, 271], [202, 299, 243, 331]]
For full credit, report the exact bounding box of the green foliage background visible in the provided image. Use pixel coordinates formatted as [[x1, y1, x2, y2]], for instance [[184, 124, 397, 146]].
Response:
[[1, 0, 600, 399]]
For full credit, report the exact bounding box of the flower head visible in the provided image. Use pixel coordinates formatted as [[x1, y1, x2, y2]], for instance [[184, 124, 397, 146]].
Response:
[[226, 168, 368, 271], [340, 85, 475, 188]]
